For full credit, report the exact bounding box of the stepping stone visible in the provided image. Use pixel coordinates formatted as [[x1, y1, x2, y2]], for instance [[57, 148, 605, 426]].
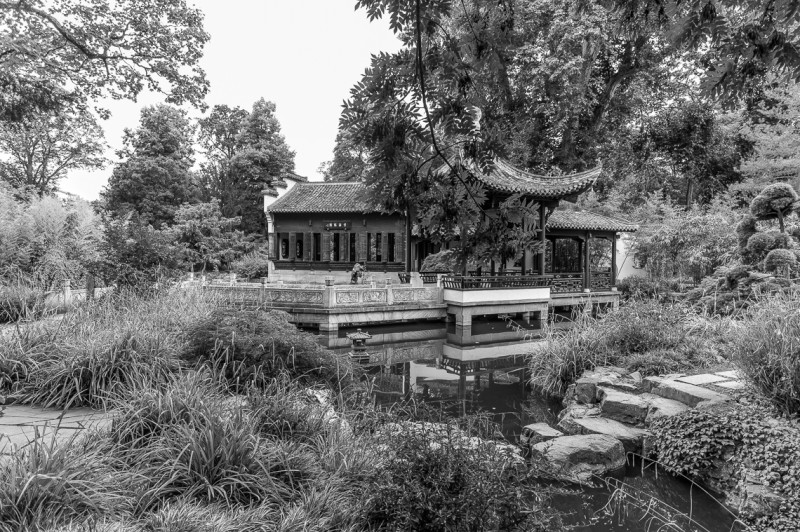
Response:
[[675, 374, 729, 385], [530, 434, 626, 485], [571, 417, 650, 453], [641, 394, 689, 425], [652, 379, 731, 407], [714, 370, 741, 379], [598, 388, 650, 425], [520, 422, 563, 446], [715, 381, 746, 390]]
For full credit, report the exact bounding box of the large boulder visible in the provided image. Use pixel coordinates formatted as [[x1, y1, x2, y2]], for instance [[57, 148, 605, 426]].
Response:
[[531, 434, 626, 485], [574, 367, 632, 404], [557, 402, 601, 434], [641, 393, 690, 425]]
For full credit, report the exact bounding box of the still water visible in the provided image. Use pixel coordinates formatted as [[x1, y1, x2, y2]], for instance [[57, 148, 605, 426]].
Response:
[[317, 318, 747, 532]]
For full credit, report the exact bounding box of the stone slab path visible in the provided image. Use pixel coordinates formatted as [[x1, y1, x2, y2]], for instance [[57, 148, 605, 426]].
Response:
[[675, 370, 745, 393], [0, 405, 111, 456]]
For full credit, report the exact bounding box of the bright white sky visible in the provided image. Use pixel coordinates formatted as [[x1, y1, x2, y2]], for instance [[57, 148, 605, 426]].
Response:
[[61, 1, 401, 201]]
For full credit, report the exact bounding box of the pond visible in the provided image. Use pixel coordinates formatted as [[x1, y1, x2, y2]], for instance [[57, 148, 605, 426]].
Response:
[[316, 318, 748, 532]]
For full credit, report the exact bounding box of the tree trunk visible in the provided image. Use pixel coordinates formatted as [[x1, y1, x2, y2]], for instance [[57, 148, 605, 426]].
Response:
[[778, 209, 785, 233]]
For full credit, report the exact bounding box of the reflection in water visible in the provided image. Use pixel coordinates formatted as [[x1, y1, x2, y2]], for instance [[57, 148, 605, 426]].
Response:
[[315, 320, 744, 532]]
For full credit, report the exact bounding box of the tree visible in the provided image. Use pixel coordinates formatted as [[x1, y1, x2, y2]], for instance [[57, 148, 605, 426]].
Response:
[[198, 99, 295, 234], [750, 183, 800, 233], [102, 104, 198, 228], [0, 108, 105, 195], [318, 131, 372, 182], [172, 200, 255, 273], [0, 0, 209, 122]]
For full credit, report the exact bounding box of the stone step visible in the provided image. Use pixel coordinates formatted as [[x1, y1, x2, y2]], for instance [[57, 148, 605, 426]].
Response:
[[521, 422, 564, 445], [570, 417, 650, 453], [641, 393, 690, 425], [598, 387, 650, 425], [651, 379, 731, 407]]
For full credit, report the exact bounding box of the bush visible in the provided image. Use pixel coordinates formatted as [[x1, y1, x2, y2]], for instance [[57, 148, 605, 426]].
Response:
[[230, 250, 271, 280], [730, 292, 800, 415], [182, 308, 360, 390], [616, 276, 680, 300], [763, 248, 797, 274], [363, 422, 555, 531]]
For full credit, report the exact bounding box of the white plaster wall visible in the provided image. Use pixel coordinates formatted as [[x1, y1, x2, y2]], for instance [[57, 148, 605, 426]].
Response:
[[443, 287, 550, 305], [617, 233, 645, 279]]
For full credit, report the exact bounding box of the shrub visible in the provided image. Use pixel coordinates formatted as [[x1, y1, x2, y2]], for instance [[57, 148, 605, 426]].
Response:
[[616, 276, 680, 300], [230, 250, 271, 280], [183, 308, 360, 390], [363, 422, 555, 531], [763, 248, 797, 274], [730, 292, 800, 415]]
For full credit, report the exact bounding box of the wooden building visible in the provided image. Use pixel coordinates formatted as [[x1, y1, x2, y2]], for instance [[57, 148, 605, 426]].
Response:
[[262, 159, 636, 287]]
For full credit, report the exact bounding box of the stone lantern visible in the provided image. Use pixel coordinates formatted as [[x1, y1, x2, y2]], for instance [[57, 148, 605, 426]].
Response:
[[346, 328, 372, 363]]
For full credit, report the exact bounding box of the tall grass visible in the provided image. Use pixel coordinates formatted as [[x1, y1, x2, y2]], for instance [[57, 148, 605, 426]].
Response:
[[1, 287, 217, 408], [730, 291, 800, 415], [529, 301, 730, 397]]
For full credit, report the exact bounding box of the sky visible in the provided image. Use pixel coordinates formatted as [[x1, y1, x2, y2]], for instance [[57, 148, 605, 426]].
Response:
[[60, 0, 401, 201]]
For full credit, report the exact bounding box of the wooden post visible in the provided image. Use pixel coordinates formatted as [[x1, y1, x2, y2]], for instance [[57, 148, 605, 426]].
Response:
[[405, 208, 413, 272], [583, 233, 591, 291], [538, 206, 546, 274], [611, 234, 618, 286]]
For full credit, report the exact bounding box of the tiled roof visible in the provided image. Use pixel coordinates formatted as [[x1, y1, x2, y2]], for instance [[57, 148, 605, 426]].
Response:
[[268, 182, 376, 213], [547, 210, 637, 232], [438, 158, 601, 198], [287, 171, 308, 182]]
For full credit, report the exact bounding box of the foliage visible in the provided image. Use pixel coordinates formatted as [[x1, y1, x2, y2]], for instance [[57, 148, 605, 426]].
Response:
[[182, 308, 360, 391], [615, 276, 680, 301], [763, 248, 798, 274], [650, 404, 800, 531], [1, 288, 215, 408], [750, 182, 799, 232], [97, 213, 183, 288], [730, 292, 800, 415], [172, 200, 255, 273], [0, 107, 105, 195], [319, 131, 373, 182], [0, 188, 101, 288], [363, 422, 554, 531], [626, 194, 740, 281], [0, 0, 209, 123], [199, 99, 296, 234], [529, 301, 727, 396], [230, 250, 271, 280], [102, 104, 198, 229], [420, 249, 459, 273]]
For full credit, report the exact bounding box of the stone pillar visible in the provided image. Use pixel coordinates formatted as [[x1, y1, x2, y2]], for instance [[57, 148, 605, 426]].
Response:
[[612, 234, 618, 287], [410, 272, 423, 287], [229, 272, 237, 286], [62, 279, 72, 303], [583, 234, 591, 292], [455, 309, 472, 338]]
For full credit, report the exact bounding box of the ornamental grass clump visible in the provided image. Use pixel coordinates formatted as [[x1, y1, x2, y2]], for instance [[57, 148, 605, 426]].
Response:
[[0, 428, 132, 532], [730, 291, 800, 415], [4, 287, 216, 407], [183, 308, 361, 391]]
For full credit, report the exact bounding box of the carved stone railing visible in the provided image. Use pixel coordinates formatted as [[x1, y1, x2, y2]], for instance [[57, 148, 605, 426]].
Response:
[[204, 284, 443, 309]]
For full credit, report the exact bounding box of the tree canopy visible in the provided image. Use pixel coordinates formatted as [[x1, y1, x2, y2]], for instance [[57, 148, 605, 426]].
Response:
[[0, 0, 209, 122], [102, 104, 198, 228]]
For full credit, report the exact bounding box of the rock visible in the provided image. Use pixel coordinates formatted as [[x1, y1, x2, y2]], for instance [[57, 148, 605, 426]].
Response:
[[571, 417, 650, 453], [641, 393, 689, 425], [531, 434, 626, 485], [520, 422, 564, 446], [562, 384, 576, 406], [557, 403, 601, 434], [598, 387, 650, 425], [739, 482, 783, 518], [642, 376, 664, 393], [651, 379, 731, 407], [574, 367, 630, 404], [629, 371, 642, 384]]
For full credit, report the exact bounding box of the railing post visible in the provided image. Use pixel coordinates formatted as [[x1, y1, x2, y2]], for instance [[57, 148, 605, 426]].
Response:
[[386, 284, 394, 305], [62, 278, 72, 303], [229, 272, 237, 286]]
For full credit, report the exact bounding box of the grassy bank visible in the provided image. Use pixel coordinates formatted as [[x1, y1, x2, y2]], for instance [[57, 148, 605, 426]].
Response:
[[528, 300, 732, 397]]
